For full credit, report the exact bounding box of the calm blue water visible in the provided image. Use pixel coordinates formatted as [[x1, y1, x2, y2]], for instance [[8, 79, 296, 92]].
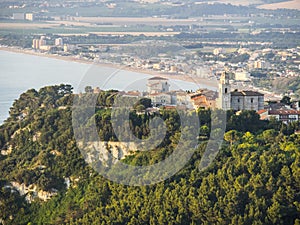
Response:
[[0, 50, 209, 124]]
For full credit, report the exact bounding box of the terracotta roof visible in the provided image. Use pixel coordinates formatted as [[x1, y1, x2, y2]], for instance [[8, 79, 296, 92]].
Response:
[[191, 95, 206, 101], [164, 106, 176, 109], [269, 110, 300, 115], [231, 90, 264, 96], [190, 93, 203, 99], [257, 109, 268, 114], [190, 90, 218, 100]]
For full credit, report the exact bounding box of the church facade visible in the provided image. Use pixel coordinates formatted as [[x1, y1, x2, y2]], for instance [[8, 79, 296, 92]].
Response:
[[217, 72, 264, 111], [231, 90, 264, 111]]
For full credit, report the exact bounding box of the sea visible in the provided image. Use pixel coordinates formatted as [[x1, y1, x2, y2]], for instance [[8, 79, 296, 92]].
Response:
[[0, 50, 211, 124]]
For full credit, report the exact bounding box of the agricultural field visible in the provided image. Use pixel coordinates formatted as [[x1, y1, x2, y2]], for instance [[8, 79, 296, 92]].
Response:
[[258, 0, 300, 10]]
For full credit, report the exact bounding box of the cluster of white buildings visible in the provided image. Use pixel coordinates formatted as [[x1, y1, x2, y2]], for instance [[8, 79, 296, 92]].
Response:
[[146, 75, 300, 124], [32, 36, 64, 51], [92, 75, 300, 124], [147, 77, 193, 108], [32, 36, 47, 50], [144, 75, 265, 112], [115, 76, 216, 110], [258, 102, 300, 124]]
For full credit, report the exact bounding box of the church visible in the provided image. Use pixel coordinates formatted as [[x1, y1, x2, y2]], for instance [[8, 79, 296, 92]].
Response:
[[217, 72, 264, 111], [145, 74, 264, 111]]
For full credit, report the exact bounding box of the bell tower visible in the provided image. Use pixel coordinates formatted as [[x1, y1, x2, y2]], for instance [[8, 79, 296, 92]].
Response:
[[218, 72, 231, 110]]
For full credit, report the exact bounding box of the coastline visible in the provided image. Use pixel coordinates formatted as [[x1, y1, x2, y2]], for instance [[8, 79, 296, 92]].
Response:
[[0, 46, 218, 89]]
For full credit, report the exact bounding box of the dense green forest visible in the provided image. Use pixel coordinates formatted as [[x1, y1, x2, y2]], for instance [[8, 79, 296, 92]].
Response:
[[0, 84, 299, 224]]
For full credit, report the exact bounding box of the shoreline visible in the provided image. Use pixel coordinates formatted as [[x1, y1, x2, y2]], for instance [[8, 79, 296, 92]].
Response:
[[0, 46, 218, 89]]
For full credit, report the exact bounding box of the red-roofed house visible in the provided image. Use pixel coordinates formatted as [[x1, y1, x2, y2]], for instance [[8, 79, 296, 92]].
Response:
[[258, 109, 300, 124]]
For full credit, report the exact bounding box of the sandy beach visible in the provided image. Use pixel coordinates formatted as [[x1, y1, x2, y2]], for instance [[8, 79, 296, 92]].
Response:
[[0, 46, 218, 89]]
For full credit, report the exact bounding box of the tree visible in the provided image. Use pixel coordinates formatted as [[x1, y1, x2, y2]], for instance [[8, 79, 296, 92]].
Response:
[[280, 96, 291, 105], [199, 125, 210, 138], [1, 84, 300, 224], [224, 130, 240, 147], [135, 104, 145, 112], [261, 129, 277, 144], [137, 98, 152, 109], [85, 86, 93, 93]]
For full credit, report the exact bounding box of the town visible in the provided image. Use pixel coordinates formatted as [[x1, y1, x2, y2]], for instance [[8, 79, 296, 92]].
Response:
[[0, 0, 300, 103], [1, 33, 297, 103], [24, 30, 300, 125], [85, 74, 300, 124], [0, 1, 300, 224]]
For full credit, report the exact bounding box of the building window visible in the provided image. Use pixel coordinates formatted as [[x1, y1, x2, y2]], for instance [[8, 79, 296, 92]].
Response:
[[251, 98, 254, 103], [225, 88, 228, 94], [238, 98, 240, 103]]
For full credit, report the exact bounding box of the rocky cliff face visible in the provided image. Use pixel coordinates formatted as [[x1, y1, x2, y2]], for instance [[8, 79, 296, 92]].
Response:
[[9, 182, 58, 203], [79, 141, 140, 166]]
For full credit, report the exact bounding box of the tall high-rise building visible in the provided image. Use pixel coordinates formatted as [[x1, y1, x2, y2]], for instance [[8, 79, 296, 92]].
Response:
[[32, 36, 48, 49], [55, 38, 63, 46], [25, 13, 34, 21], [32, 39, 40, 49], [254, 60, 267, 69], [39, 36, 46, 47]]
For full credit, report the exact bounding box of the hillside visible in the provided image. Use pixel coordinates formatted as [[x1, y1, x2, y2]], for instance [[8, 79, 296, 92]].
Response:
[[0, 84, 299, 224]]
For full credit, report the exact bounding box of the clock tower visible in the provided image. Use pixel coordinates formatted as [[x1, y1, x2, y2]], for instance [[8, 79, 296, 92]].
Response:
[[218, 72, 231, 110]]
